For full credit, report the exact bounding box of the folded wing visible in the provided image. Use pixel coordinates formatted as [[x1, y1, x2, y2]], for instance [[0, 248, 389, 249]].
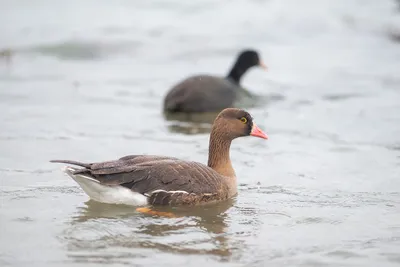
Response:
[[51, 155, 226, 197]]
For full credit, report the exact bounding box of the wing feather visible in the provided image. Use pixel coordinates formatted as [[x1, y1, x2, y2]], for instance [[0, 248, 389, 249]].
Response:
[[55, 155, 226, 195]]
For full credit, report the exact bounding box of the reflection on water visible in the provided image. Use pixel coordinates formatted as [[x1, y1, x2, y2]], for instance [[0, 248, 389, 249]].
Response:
[[166, 122, 213, 135], [163, 111, 219, 124], [163, 111, 217, 135], [72, 198, 235, 223], [163, 93, 283, 135], [63, 199, 237, 264]]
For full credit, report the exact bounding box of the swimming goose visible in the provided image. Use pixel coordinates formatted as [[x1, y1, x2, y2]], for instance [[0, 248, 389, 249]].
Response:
[[50, 108, 268, 207]]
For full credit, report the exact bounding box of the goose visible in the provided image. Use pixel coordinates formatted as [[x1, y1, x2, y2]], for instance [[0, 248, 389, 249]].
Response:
[[50, 108, 268, 210]]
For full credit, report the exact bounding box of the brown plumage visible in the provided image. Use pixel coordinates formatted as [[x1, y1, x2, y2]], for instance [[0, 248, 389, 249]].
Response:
[[50, 108, 268, 206]]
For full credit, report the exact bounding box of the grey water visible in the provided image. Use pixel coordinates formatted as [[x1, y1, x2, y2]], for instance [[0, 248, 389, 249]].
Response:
[[1, 0, 400, 266]]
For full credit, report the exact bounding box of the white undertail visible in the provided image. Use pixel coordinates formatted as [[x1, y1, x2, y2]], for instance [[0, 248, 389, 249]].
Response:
[[62, 166, 148, 206]]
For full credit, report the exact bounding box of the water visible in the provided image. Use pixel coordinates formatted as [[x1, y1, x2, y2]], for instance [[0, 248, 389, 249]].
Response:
[[1, 0, 400, 266]]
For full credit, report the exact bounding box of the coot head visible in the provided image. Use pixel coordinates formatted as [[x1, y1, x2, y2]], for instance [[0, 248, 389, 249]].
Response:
[[228, 49, 267, 83], [236, 50, 267, 71]]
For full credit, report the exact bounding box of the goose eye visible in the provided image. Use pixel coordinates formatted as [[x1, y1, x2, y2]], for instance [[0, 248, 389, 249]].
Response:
[[240, 117, 247, 124]]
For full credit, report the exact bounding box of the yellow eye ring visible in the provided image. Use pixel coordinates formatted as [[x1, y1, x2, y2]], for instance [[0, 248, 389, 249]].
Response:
[[240, 117, 247, 124]]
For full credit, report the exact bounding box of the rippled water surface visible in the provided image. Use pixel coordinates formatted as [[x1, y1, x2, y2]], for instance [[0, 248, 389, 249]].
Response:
[[1, 0, 400, 266]]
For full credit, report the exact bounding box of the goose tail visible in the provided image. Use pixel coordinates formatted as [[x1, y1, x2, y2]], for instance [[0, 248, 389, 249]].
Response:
[[53, 166, 148, 206]]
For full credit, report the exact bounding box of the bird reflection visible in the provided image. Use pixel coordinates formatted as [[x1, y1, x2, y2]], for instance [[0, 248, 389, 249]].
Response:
[[64, 199, 237, 264], [135, 200, 234, 236], [166, 122, 213, 135], [163, 111, 217, 135], [163, 92, 283, 136], [163, 110, 219, 124]]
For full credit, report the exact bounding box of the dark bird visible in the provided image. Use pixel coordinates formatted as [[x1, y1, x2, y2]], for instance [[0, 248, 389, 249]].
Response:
[[163, 49, 267, 114]]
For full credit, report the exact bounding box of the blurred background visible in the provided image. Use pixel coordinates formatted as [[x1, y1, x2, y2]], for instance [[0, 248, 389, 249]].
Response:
[[1, 0, 400, 266]]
